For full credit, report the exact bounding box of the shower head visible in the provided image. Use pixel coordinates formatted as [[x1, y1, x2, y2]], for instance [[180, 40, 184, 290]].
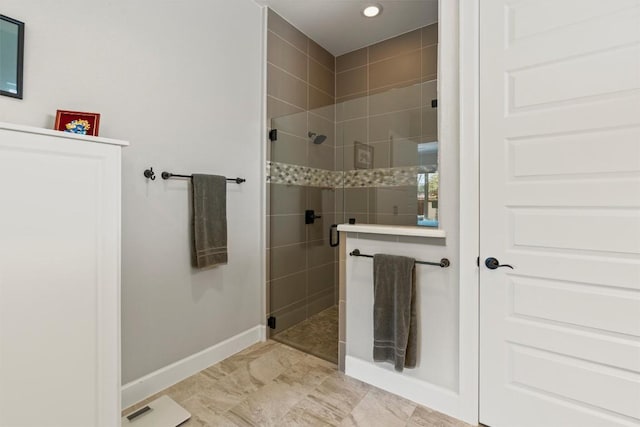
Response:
[[308, 131, 327, 144]]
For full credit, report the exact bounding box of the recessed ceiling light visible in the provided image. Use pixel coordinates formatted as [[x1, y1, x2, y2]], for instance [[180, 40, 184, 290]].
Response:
[[362, 5, 382, 18]]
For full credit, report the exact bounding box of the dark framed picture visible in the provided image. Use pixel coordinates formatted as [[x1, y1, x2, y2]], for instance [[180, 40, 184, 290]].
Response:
[[54, 110, 101, 136], [354, 141, 373, 169], [0, 14, 25, 99]]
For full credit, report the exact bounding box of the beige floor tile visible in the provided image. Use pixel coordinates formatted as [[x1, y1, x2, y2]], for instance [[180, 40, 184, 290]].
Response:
[[306, 371, 371, 419], [217, 339, 279, 373], [408, 405, 474, 427], [226, 380, 308, 426], [339, 387, 416, 427], [337, 415, 359, 427], [275, 358, 335, 391], [199, 366, 264, 413], [123, 341, 472, 427], [201, 363, 229, 381], [280, 396, 344, 426], [179, 397, 242, 427], [179, 395, 234, 426], [248, 340, 308, 380]]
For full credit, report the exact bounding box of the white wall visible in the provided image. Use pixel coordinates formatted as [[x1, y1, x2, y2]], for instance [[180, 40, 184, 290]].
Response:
[[0, 0, 265, 385], [344, 231, 459, 387]]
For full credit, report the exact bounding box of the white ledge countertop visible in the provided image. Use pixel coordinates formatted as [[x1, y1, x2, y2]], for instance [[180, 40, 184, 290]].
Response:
[[337, 223, 446, 238], [0, 121, 129, 147]]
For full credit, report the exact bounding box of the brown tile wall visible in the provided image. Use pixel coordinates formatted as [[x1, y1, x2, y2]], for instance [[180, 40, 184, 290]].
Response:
[[335, 24, 437, 101], [267, 9, 336, 169], [267, 9, 338, 337]]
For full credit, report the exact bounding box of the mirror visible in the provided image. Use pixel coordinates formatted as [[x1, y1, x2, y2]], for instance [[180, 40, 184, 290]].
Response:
[[0, 14, 24, 99]]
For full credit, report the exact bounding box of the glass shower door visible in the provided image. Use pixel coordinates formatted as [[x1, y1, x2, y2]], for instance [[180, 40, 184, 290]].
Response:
[[267, 103, 341, 364], [266, 80, 439, 364]]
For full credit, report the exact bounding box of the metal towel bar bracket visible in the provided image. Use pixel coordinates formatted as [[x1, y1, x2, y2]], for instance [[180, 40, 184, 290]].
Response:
[[143, 167, 156, 180], [349, 249, 450, 268]]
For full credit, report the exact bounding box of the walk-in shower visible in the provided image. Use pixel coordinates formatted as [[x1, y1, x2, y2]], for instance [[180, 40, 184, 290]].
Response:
[[266, 6, 439, 365]]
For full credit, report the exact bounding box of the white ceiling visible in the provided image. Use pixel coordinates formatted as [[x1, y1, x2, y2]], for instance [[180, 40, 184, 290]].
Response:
[[255, 0, 438, 56]]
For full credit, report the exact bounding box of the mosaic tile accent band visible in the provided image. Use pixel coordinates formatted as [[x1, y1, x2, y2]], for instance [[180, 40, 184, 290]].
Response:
[[266, 161, 340, 188], [267, 161, 435, 188]]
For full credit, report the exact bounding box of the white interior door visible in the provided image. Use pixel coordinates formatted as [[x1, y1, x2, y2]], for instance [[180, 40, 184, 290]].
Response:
[[479, 1, 640, 426]]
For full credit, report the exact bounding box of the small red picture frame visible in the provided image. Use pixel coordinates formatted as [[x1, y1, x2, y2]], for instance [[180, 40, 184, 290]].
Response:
[[54, 110, 101, 136]]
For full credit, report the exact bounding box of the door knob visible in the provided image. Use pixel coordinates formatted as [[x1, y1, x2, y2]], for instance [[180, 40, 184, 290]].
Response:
[[485, 257, 514, 270]]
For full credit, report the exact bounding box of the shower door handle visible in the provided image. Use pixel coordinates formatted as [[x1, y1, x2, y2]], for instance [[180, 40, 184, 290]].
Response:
[[305, 209, 321, 224], [329, 224, 340, 247]]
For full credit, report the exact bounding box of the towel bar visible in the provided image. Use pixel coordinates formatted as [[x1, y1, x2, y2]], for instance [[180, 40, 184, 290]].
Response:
[[349, 249, 450, 268], [161, 171, 246, 183]]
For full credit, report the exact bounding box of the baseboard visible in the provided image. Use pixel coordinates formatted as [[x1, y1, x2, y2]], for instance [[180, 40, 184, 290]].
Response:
[[345, 356, 463, 422], [122, 325, 265, 410]]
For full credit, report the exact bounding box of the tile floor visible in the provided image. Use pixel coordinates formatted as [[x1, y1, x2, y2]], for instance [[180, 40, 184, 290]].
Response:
[[123, 340, 473, 426], [272, 305, 338, 364]]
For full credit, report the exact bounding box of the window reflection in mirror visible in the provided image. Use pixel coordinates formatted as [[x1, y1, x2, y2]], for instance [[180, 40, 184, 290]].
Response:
[[417, 142, 438, 227], [417, 79, 438, 227], [0, 14, 25, 99]]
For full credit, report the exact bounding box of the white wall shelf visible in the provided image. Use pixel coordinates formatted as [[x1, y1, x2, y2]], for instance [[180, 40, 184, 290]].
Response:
[[0, 121, 129, 147], [337, 223, 446, 238]]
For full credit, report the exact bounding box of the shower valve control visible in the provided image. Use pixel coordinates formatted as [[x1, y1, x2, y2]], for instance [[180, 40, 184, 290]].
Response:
[[305, 209, 322, 224]]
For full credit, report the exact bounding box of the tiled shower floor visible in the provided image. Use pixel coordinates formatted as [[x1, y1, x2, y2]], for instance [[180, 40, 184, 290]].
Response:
[[272, 305, 339, 364]]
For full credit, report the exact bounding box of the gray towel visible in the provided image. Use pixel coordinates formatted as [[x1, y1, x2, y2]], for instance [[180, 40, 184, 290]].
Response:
[[373, 254, 417, 371], [192, 174, 228, 268]]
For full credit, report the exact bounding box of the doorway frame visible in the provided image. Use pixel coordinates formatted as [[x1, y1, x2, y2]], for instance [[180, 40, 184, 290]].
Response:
[[257, 1, 482, 424], [457, 0, 481, 424]]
